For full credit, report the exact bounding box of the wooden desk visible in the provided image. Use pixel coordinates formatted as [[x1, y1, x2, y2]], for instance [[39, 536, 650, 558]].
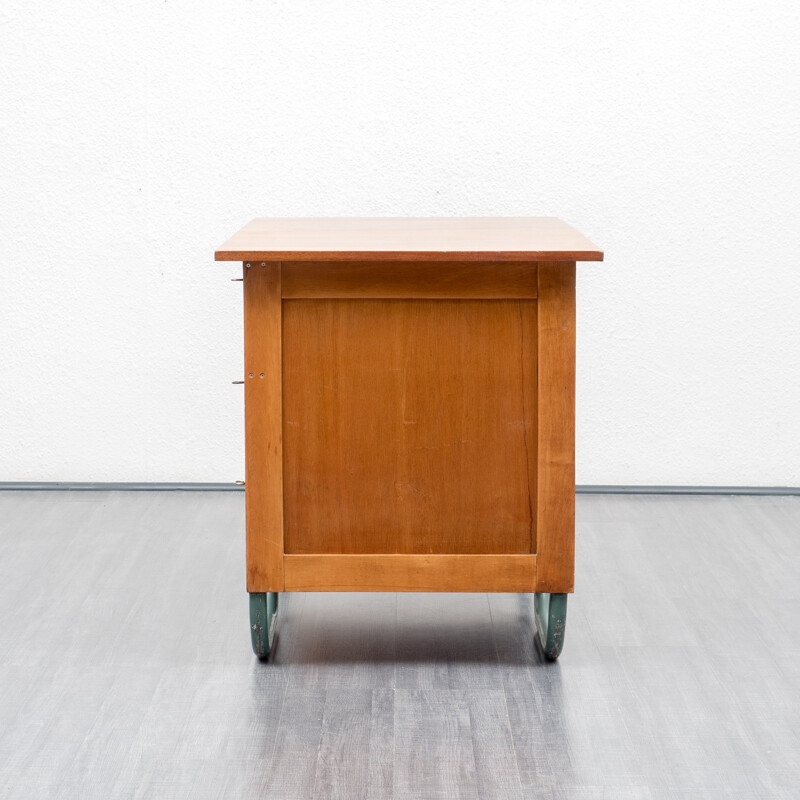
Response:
[[216, 218, 603, 661]]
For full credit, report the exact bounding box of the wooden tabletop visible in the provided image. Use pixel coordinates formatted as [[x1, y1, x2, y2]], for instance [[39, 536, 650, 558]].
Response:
[[215, 217, 603, 262]]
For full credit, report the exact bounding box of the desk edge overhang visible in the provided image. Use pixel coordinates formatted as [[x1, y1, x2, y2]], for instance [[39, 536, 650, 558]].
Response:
[[214, 249, 604, 262]]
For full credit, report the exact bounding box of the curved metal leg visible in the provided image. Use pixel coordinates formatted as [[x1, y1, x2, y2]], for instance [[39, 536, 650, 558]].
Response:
[[249, 591, 279, 660], [534, 592, 567, 661]]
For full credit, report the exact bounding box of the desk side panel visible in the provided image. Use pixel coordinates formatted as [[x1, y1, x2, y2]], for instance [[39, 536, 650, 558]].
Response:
[[282, 298, 537, 555]]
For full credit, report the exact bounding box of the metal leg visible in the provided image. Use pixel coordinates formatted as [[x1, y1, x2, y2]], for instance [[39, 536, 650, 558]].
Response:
[[249, 591, 279, 660], [534, 592, 567, 661]]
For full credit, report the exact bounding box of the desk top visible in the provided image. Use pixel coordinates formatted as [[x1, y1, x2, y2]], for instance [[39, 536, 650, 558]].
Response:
[[215, 217, 603, 262]]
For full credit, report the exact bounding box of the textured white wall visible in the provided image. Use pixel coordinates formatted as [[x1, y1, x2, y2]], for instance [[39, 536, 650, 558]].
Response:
[[1, 1, 799, 485]]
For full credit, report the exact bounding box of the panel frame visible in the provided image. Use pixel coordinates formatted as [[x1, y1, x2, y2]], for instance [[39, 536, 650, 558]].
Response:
[[243, 260, 285, 592], [282, 260, 538, 299], [534, 262, 577, 592], [284, 554, 537, 592]]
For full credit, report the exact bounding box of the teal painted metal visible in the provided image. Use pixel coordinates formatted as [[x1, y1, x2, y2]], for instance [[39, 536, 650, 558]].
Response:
[[534, 592, 567, 661], [249, 592, 279, 660]]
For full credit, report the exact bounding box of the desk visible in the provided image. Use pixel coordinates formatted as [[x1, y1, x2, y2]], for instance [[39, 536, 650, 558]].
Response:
[[215, 218, 603, 660]]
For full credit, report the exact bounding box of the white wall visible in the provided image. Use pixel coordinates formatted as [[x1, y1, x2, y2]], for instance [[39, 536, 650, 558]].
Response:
[[1, 1, 799, 486]]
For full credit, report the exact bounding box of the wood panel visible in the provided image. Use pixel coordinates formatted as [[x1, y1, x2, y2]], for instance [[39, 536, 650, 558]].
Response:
[[535, 262, 576, 592], [282, 261, 537, 299], [284, 554, 537, 592], [282, 299, 537, 555], [215, 217, 604, 262], [243, 261, 284, 592]]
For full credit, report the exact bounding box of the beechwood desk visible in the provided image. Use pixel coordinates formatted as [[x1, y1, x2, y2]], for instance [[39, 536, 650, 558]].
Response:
[[215, 218, 603, 661]]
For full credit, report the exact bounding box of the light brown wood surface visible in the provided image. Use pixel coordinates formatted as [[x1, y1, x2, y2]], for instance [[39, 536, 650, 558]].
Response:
[[281, 261, 538, 299], [243, 262, 284, 592], [282, 299, 537, 555], [534, 262, 576, 592], [216, 218, 603, 262], [283, 554, 537, 592]]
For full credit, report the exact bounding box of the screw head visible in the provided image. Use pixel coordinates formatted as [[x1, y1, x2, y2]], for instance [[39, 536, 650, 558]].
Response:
[[245, 263, 251, 268], [260, 373, 265, 378], [261, 262, 266, 267]]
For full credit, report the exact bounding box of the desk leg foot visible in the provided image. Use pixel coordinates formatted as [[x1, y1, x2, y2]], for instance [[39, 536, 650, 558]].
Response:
[[534, 592, 567, 661], [249, 592, 279, 660]]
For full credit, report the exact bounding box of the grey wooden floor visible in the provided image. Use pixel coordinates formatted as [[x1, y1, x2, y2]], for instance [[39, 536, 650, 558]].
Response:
[[0, 492, 798, 798]]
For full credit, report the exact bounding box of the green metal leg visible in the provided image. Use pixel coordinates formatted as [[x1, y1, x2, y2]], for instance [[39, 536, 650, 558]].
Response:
[[534, 592, 567, 661], [249, 591, 279, 660]]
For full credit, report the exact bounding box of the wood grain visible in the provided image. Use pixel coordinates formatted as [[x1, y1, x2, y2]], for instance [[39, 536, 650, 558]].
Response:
[[215, 217, 603, 262], [284, 554, 537, 592], [243, 261, 284, 592], [534, 262, 576, 592], [282, 299, 537, 555], [394, 691, 476, 797], [281, 261, 538, 299], [312, 689, 392, 799]]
